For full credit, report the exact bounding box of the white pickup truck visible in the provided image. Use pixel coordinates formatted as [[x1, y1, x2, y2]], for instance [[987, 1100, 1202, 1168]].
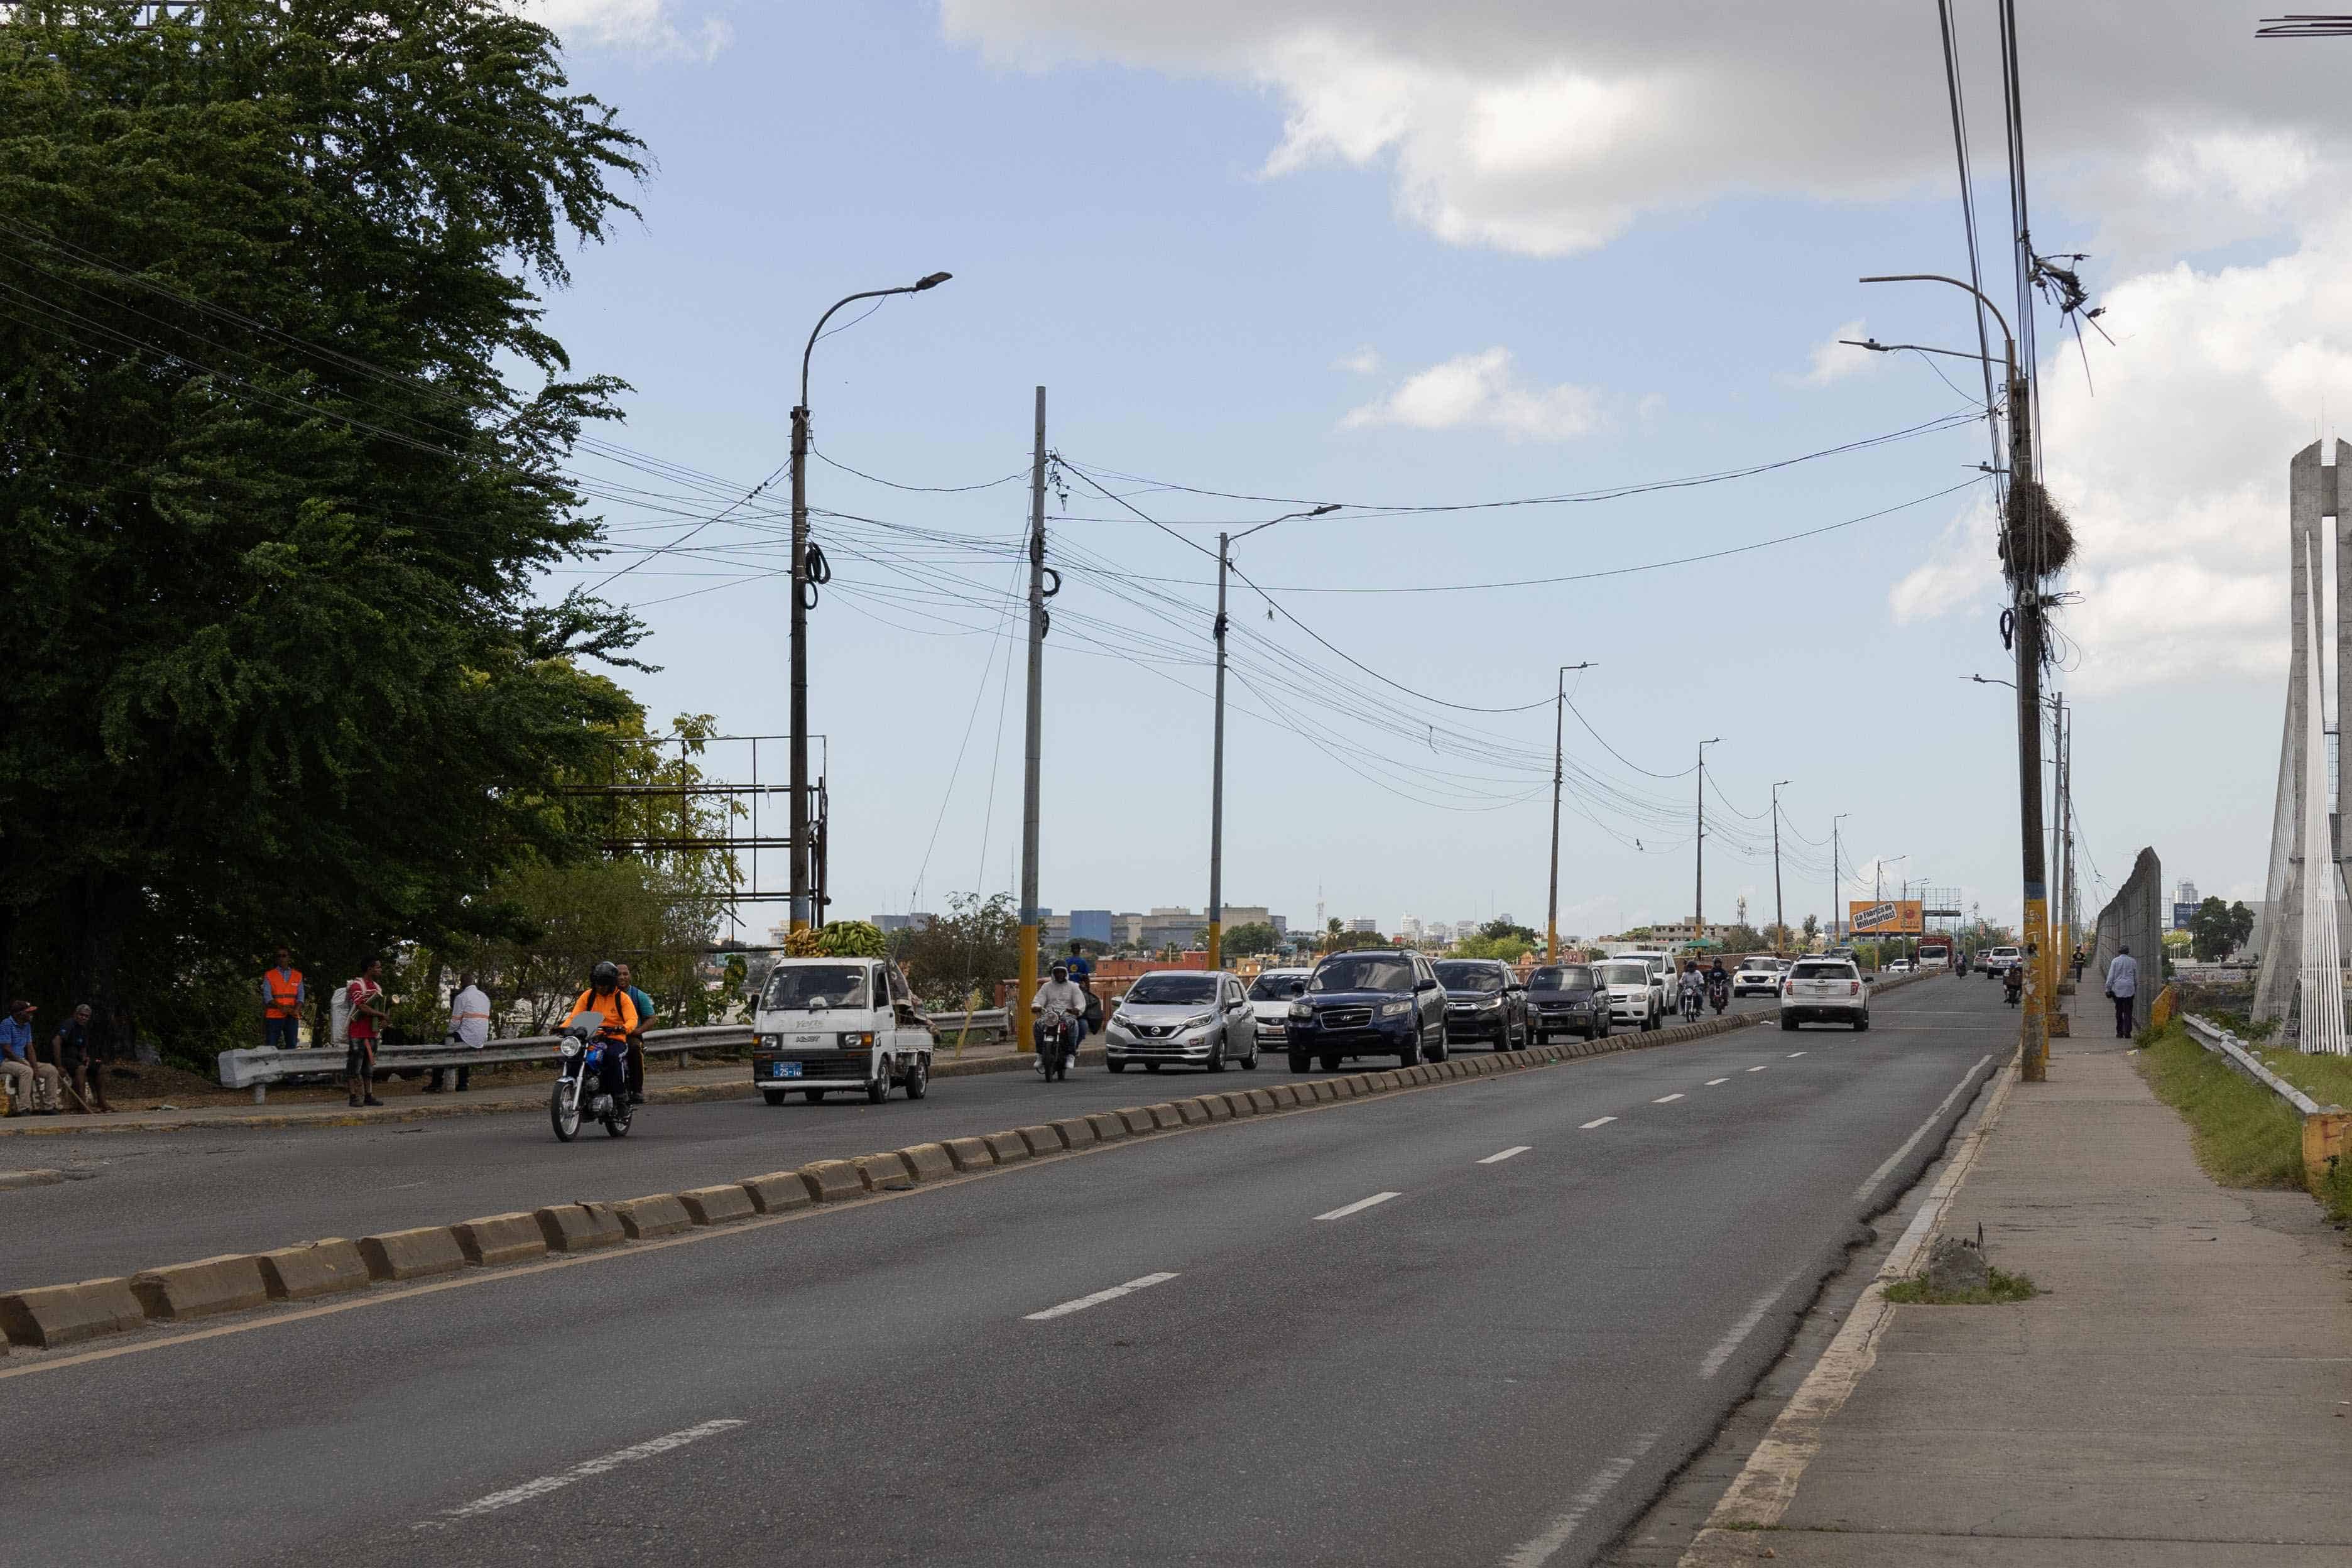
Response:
[[752, 957, 934, 1105]]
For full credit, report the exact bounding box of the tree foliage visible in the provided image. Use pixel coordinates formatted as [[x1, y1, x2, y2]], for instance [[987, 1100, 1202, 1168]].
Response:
[[0, 2, 652, 1054], [891, 893, 1020, 1008], [1478, 918, 1540, 945], [1451, 934, 1533, 962], [2187, 896, 2255, 962], [1221, 922, 1280, 957]]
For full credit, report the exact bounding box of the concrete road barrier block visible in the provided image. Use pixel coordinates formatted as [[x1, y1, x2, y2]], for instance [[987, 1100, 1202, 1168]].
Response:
[[1047, 1119, 1098, 1150], [1221, 1092, 1256, 1116], [974, 1131, 1026, 1164], [129, 1254, 273, 1322], [533, 1203, 627, 1253], [358, 1226, 469, 1282], [1245, 1089, 1278, 1113], [1017, 1124, 1067, 1156], [740, 1172, 812, 1213], [799, 1160, 867, 1202], [679, 1184, 757, 1225], [1196, 1094, 1231, 1121], [0, 1277, 147, 1348], [1173, 1098, 1211, 1126], [453, 1212, 548, 1267], [851, 1153, 917, 1190], [1148, 1102, 1184, 1130], [613, 1193, 694, 1239], [1117, 1106, 1158, 1135], [898, 1142, 960, 1181], [256, 1239, 370, 1302], [943, 1135, 997, 1170], [1084, 1113, 1127, 1143]]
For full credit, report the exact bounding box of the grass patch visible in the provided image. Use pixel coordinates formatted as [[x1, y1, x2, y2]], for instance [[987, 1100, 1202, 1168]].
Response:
[[2135, 1021, 2307, 1190], [1884, 1266, 2039, 1305], [2246, 1042, 2352, 1111]]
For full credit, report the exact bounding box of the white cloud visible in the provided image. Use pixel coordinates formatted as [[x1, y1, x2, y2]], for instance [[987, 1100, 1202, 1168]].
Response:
[[1791, 319, 1875, 389], [515, 0, 731, 61], [1890, 493, 2000, 626], [1340, 347, 1604, 442], [1333, 345, 1381, 375]]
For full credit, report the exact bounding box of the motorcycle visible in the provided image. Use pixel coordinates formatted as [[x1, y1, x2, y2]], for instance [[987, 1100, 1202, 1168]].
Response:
[[1706, 975, 1731, 1015], [551, 1018, 634, 1141], [2003, 969, 2023, 1008], [1034, 1013, 1079, 1082], [1679, 985, 1705, 1023]]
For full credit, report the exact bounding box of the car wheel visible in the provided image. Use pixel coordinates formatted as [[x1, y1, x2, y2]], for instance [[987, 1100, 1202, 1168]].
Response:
[[1780, 1015, 1798, 1031], [1288, 1048, 1311, 1072], [1855, 1013, 1870, 1032], [1206, 1042, 1225, 1073], [802, 1089, 827, 1102], [903, 1057, 930, 1099], [1242, 1043, 1260, 1070], [761, 1089, 787, 1107], [1426, 1032, 1448, 1064], [1319, 1052, 1342, 1072], [866, 1065, 891, 1104], [1396, 1035, 1420, 1068], [1107, 1060, 1126, 1073]]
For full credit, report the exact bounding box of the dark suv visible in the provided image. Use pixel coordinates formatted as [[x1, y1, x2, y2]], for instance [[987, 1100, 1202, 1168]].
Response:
[[1284, 948, 1449, 1070], [1525, 962, 1609, 1044], [1433, 959, 1529, 1050]]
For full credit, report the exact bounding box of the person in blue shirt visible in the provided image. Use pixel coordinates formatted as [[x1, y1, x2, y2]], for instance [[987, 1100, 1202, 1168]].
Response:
[[1062, 943, 1099, 1053], [1, 999, 58, 1115], [614, 962, 658, 1104]]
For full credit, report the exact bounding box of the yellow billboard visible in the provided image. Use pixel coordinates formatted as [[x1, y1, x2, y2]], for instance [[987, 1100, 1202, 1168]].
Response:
[[1848, 899, 1925, 935]]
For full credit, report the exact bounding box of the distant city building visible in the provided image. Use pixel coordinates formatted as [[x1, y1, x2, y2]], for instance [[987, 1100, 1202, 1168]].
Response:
[[1346, 917, 1379, 934], [1070, 910, 1113, 945], [2172, 881, 2201, 930]]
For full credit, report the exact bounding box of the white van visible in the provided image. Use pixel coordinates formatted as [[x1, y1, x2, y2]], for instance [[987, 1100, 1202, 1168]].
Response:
[[752, 957, 933, 1105]]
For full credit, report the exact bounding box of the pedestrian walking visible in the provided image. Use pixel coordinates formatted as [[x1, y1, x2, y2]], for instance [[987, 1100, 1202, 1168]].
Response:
[[344, 958, 387, 1108], [1, 999, 60, 1115], [2071, 946, 2087, 984], [55, 1003, 111, 1113], [614, 962, 655, 1104], [2104, 944, 2140, 1038], [440, 972, 489, 1092], [261, 947, 307, 1050]]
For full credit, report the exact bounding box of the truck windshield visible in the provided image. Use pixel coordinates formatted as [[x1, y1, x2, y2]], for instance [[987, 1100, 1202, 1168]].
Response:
[[762, 965, 869, 1011]]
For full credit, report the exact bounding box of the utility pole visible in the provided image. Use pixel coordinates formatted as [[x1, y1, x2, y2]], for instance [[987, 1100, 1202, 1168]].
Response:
[[1015, 386, 1047, 1054], [1832, 813, 1849, 947], [1695, 738, 1722, 940], [1546, 662, 1596, 962], [1771, 780, 1792, 956]]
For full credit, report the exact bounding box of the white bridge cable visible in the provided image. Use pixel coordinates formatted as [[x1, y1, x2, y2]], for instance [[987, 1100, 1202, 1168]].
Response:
[[2301, 553, 2348, 1053]]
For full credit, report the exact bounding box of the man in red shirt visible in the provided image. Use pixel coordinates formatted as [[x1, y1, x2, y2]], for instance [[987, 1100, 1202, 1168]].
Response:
[[345, 956, 387, 1108]]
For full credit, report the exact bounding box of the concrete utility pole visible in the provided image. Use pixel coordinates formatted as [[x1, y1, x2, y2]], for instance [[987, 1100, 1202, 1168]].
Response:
[[788, 271, 952, 935], [1015, 386, 1047, 1054], [1771, 780, 1792, 956], [1207, 503, 1335, 971], [1832, 813, 1849, 946], [1695, 738, 1722, 939], [1546, 662, 1596, 962]]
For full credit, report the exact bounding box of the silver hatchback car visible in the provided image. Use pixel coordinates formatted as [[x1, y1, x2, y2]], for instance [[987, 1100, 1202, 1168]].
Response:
[[1104, 970, 1260, 1074]]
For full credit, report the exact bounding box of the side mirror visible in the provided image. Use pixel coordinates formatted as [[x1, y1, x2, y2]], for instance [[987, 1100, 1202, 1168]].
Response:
[[1415, 978, 1439, 992], [1288, 981, 1307, 998]]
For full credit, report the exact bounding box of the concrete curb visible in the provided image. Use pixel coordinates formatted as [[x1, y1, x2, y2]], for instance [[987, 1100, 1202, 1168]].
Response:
[[0, 1168, 65, 1189], [0, 991, 1948, 1356]]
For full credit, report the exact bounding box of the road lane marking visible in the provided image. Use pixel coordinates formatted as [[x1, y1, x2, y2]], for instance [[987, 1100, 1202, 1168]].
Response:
[[415, 1418, 746, 1531], [1787, 1051, 1807, 1058], [1704, 1077, 1730, 1086], [1478, 1146, 1531, 1164], [1653, 1094, 1684, 1103], [1501, 1431, 1662, 1567], [1746, 1065, 1768, 1073], [1849, 1054, 1995, 1204], [1314, 1192, 1401, 1221], [1025, 1271, 1180, 1320], [1700, 1265, 1813, 1379], [1579, 1116, 1616, 1129]]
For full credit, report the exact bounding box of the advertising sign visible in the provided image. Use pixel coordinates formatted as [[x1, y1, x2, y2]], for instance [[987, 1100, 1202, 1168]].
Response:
[[2172, 902, 2198, 931], [1848, 899, 1925, 935]]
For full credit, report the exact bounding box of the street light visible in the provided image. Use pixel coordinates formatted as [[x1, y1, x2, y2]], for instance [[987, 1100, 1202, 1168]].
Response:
[[1695, 738, 1723, 941], [1207, 503, 1338, 970], [787, 272, 952, 934], [1546, 662, 1599, 962], [1770, 780, 1794, 956]]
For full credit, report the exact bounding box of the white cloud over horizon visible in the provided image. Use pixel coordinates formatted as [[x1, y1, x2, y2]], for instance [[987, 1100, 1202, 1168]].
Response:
[[518, 0, 731, 61], [1339, 347, 1606, 442]]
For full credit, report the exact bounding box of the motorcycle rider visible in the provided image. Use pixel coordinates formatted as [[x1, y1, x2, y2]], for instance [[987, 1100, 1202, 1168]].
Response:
[[1677, 962, 1706, 1021], [1706, 958, 1731, 1014], [1032, 962, 1086, 1075], [564, 962, 640, 1106]]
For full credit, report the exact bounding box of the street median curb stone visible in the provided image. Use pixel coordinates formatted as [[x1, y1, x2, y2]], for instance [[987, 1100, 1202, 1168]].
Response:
[[129, 1253, 273, 1322], [852, 1153, 916, 1190], [1116, 1106, 1157, 1136], [1083, 1113, 1127, 1143], [0, 1277, 146, 1348], [678, 1184, 756, 1225], [1148, 1102, 1184, 1129], [898, 1142, 959, 1182], [739, 1172, 811, 1212], [1175, 1099, 1212, 1126], [981, 1131, 1032, 1164], [1047, 1119, 1097, 1150], [1196, 1094, 1230, 1120], [1222, 1092, 1256, 1116], [358, 1226, 468, 1282], [256, 1239, 369, 1300], [613, 1193, 694, 1239], [799, 1160, 866, 1202], [943, 1135, 996, 1169], [1017, 1124, 1067, 1156], [534, 1203, 626, 1252], [1244, 1089, 1275, 1113], [452, 1212, 548, 1267]]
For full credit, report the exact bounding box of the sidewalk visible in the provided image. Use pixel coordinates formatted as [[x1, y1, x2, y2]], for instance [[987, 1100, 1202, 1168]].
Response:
[[0, 1035, 1047, 1138], [1689, 996, 2352, 1564]]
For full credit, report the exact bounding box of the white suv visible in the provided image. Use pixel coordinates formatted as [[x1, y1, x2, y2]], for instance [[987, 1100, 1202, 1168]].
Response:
[[1247, 969, 1311, 1054], [1732, 955, 1784, 997], [1595, 957, 1665, 1032], [1780, 958, 1870, 1031]]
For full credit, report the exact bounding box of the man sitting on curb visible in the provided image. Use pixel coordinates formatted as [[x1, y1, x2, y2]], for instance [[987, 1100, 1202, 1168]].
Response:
[[1, 999, 60, 1115], [2104, 944, 2139, 1039]]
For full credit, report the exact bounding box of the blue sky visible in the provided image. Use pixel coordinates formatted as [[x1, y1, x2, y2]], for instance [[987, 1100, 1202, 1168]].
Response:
[[516, 1, 2328, 940]]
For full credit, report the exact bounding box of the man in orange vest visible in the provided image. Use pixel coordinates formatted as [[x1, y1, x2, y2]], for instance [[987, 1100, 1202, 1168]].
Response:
[[261, 947, 306, 1051]]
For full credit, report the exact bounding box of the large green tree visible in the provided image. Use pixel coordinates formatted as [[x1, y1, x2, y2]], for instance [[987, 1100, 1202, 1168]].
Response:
[[0, 2, 650, 1052]]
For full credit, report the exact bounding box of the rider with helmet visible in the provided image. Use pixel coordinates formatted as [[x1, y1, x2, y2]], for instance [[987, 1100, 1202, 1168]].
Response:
[[564, 962, 641, 1103], [1032, 962, 1086, 1075], [1677, 961, 1706, 1020]]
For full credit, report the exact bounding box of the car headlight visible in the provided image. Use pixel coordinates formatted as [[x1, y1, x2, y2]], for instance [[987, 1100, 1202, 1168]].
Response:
[[758, 1034, 780, 1048], [1476, 995, 1504, 1010], [1288, 1003, 1312, 1020], [1180, 1013, 1218, 1032], [837, 1031, 874, 1048], [1377, 998, 1412, 1018]]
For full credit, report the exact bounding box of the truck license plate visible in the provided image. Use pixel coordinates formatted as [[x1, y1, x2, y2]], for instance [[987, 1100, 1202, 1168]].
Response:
[[773, 1061, 802, 1079]]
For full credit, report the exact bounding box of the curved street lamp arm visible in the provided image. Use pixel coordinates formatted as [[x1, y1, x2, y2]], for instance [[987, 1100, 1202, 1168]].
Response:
[[1229, 502, 1341, 545], [1858, 274, 2013, 355], [799, 273, 954, 409]]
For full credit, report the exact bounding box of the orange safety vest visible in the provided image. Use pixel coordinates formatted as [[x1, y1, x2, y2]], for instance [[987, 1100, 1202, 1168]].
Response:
[[565, 988, 639, 1044], [264, 967, 303, 1018]]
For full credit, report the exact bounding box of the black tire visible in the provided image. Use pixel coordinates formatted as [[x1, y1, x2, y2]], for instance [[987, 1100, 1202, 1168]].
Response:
[[1108, 1060, 1127, 1073], [1425, 1029, 1448, 1064], [1396, 1035, 1420, 1068], [550, 1082, 580, 1143], [603, 1104, 632, 1138], [802, 1088, 827, 1102], [1288, 1048, 1312, 1072], [1854, 1013, 1871, 1032], [903, 1057, 930, 1099], [1319, 1052, 1342, 1072], [1241, 1045, 1259, 1070], [1781, 1015, 1799, 1031], [1206, 1042, 1225, 1073], [866, 1065, 890, 1104], [761, 1089, 788, 1107]]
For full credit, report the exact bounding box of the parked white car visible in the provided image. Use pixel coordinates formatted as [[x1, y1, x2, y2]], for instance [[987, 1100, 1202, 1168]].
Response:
[[1732, 954, 1785, 997], [1247, 968, 1312, 1055], [1106, 970, 1259, 1074], [1595, 957, 1665, 1032], [1780, 957, 1870, 1031], [753, 957, 933, 1105]]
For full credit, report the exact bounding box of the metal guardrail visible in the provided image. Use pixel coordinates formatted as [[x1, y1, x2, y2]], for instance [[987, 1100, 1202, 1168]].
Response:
[[217, 1025, 754, 1103], [2180, 1013, 2327, 1114]]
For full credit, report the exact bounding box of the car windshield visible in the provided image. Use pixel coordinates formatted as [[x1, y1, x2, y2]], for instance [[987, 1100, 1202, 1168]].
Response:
[[1531, 966, 1593, 991], [1312, 954, 1415, 993], [762, 964, 869, 1010], [1126, 974, 1218, 1006], [1248, 974, 1305, 1001], [1791, 961, 1855, 981], [1741, 957, 1778, 971], [1598, 962, 1652, 986], [1434, 962, 1505, 993]]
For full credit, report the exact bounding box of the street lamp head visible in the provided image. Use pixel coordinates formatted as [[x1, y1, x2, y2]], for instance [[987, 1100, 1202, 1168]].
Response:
[[914, 271, 952, 291], [1309, 503, 1340, 516]]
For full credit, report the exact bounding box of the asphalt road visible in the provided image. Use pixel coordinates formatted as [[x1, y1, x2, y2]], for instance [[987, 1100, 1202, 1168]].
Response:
[[0, 977, 2004, 1568], [1, 991, 1778, 1291]]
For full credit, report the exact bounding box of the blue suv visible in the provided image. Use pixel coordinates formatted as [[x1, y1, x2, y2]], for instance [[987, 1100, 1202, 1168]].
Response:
[[1284, 948, 1449, 1071]]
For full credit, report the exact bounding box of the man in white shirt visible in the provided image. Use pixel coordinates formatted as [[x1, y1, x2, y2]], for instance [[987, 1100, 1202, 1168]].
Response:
[[2104, 945, 2139, 1038], [1032, 964, 1087, 1073], [437, 972, 492, 1092]]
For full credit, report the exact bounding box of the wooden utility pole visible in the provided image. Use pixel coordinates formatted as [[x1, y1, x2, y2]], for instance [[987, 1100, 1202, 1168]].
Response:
[[1015, 387, 1046, 1054]]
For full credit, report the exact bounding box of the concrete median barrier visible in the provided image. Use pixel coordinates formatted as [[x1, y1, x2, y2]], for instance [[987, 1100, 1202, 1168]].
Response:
[[897, 1142, 959, 1181], [1016, 1125, 1065, 1157], [256, 1240, 370, 1301], [851, 1153, 915, 1190], [1116, 1106, 1157, 1136], [454, 1212, 549, 1268], [944, 1135, 997, 1169], [739, 1172, 812, 1213], [1047, 1118, 1097, 1149], [1192, 1095, 1229, 1121], [1148, 1103, 1184, 1130], [1, 1277, 148, 1347], [129, 1254, 273, 1322], [358, 1226, 468, 1282], [1083, 1113, 1126, 1143], [678, 1184, 756, 1225], [534, 1203, 626, 1252], [1220, 1091, 1255, 1116], [981, 1131, 1031, 1165], [613, 1194, 694, 1239], [798, 1161, 866, 1202]]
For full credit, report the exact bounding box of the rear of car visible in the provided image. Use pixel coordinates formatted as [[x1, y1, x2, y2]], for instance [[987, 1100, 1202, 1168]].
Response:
[[1527, 963, 1608, 1042], [1732, 955, 1783, 996], [1596, 959, 1661, 1032], [1985, 945, 2022, 979], [1780, 959, 1868, 1030]]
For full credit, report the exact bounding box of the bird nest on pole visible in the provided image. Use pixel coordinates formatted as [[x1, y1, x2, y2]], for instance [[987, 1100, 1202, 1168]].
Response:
[[2000, 478, 2076, 582]]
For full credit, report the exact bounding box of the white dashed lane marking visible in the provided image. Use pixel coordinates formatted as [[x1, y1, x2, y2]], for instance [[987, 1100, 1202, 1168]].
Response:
[[1580, 1116, 1617, 1130], [1315, 1192, 1401, 1221], [416, 1418, 747, 1531], [1705, 1077, 1730, 1086], [1479, 1146, 1532, 1165], [1787, 1051, 1807, 1058], [1654, 1094, 1684, 1103], [1025, 1272, 1181, 1321], [1747, 1065, 1769, 1073]]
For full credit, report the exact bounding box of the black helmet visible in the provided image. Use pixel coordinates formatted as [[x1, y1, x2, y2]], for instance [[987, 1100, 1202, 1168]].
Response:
[[591, 961, 620, 989]]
